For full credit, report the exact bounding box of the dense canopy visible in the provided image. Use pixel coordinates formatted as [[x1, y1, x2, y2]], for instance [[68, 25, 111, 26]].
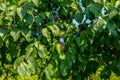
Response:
[[0, 0, 120, 80]]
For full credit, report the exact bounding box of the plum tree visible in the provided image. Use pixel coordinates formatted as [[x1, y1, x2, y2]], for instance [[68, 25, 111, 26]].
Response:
[[0, 0, 120, 80]]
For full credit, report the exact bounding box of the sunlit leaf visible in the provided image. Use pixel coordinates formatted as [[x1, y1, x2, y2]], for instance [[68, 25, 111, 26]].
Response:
[[27, 57, 37, 73], [55, 43, 61, 54], [45, 64, 55, 80], [1, 0, 120, 79], [0, 3, 6, 11], [108, 8, 118, 20], [8, 5, 17, 11], [115, 1, 120, 8], [32, 0, 38, 7], [93, 18, 106, 32], [42, 28, 51, 39], [18, 62, 27, 78], [34, 41, 46, 58], [48, 25, 60, 36], [14, 56, 24, 69], [93, 0, 102, 4], [26, 65, 32, 76], [25, 44, 34, 59], [10, 27, 20, 41]]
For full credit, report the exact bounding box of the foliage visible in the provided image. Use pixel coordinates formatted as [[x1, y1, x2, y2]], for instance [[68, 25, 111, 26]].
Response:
[[0, 0, 120, 80]]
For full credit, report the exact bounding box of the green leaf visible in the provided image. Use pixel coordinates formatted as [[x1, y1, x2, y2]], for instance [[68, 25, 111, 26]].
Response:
[[25, 44, 34, 59], [8, 5, 17, 11], [45, 64, 55, 80], [0, 28, 7, 39], [48, 25, 60, 36], [32, 0, 39, 7], [68, 47, 76, 54], [74, 12, 84, 23], [59, 62, 68, 76], [10, 27, 20, 41], [93, 19, 106, 32], [26, 65, 32, 76], [106, 22, 117, 36], [21, 8, 27, 17], [34, 16, 42, 26], [38, 46, 46, 58], [86, 29, 95, 44], [34, 41, 46, 58], [31, 47, 38, 58], [78, 54, 87, 63], [22, 2, 34, 10], [38, 12, 46, 19], [24, 13, 34, 25], [0, 37, 3, 47], [115, 1, 120, 8], [18, 0, 26, 6], [55, 43, 61, 54], [75, 32, 88, 52], [18, 62, 27, 78], [90, 3, 102, 18], [65, 54, 74, 69], [108, 8, 118, 20], [85, 61, 98, 76], [6, 54, 12, 63], [92, 0, 102, 4], [42, 28, 51, 39], [78, 62, 87, 72], [21, 27, 31, 42], [85, 7, 94, 20], [0, 3, 6, 11], [6, 11, 15, 16], [111, 60, 120, 76], [14, 56, 24, 69], [62, 32, 73, 39], [49, 13, 54, 20], [27, 57, 37, 74], [59, 53, 66, 60]]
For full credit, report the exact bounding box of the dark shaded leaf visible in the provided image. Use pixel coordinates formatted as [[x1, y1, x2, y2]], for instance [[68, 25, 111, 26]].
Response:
[[59, 62, 68, 76], [0, 37, 3, 47], [74, 12, 84, 23], [0, 28, 7, 39], [90, 3, 102, 18], [24, 13, 34, 25]]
